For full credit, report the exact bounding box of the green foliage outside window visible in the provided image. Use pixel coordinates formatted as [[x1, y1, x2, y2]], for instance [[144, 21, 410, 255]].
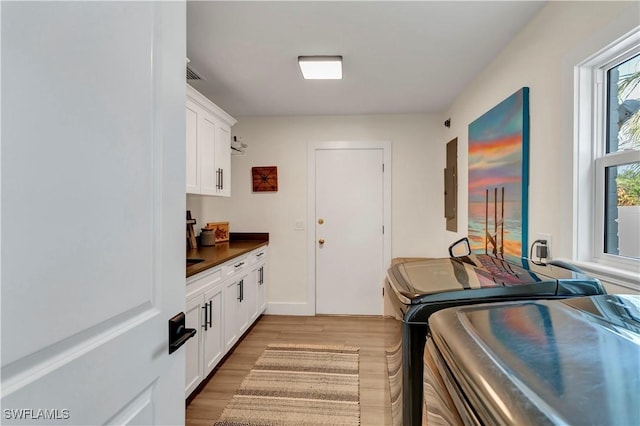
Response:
[[618, 167, 640, 206], [616, 64, 640, 206]]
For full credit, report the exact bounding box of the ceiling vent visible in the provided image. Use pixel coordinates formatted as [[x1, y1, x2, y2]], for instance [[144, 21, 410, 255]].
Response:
[[186, 63, 204, 81]]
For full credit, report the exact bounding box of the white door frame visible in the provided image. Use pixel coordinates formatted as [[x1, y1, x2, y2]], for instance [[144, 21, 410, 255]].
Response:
[[307, 141, 392, 315]]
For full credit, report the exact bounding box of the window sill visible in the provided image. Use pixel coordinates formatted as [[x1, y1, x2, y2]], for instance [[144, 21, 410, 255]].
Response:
[[557, 258, 640, 292]]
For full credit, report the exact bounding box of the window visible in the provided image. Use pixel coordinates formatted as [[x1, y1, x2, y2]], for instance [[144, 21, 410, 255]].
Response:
[[574, 28, 640, 287], [598, 53, 640, 260]]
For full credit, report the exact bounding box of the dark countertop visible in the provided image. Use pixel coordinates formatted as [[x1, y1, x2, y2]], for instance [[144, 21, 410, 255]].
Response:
[[186, 233, 269, 278]]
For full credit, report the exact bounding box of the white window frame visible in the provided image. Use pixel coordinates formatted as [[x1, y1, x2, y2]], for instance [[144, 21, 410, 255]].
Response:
[[573, 27, 640, 289]]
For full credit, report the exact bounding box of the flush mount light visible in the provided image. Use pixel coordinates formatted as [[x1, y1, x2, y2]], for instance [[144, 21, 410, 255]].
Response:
[[298, 56, 342, 80]]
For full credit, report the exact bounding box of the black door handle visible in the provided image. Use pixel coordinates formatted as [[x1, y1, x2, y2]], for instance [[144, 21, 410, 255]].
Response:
[[207, 300, 213, 328], [237, 279, 244, 302], [202, 305, 208, 331], [168, 312, 196, 354]]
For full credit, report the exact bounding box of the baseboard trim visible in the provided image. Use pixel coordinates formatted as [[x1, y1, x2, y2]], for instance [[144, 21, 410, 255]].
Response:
[[265, 302, 314, 316]]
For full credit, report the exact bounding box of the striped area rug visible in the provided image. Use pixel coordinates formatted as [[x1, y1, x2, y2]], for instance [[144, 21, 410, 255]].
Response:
[[214, 344, 360, 426]]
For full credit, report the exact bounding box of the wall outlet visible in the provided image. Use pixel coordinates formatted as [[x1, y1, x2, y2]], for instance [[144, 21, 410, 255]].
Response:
[[536, 233, 552, 259]]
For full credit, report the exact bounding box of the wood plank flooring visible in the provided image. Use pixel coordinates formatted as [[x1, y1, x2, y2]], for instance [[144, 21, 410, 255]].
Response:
[[186, 315, 397, 426]]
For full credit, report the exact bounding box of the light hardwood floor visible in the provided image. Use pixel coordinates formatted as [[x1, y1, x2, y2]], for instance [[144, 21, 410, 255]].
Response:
[[186, 315, 397, 426]]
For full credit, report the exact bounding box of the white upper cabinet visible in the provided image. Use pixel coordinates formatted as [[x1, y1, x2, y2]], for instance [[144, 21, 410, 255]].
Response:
[[186, 103, 199, 193], [215, 124, 232, 197], [186, 84, 236, 197]]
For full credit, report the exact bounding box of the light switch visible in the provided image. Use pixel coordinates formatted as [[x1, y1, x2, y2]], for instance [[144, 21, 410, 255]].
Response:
[[294, 220, 305, 231]]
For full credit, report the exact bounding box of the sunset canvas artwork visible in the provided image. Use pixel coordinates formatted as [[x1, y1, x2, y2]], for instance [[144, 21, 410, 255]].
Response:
[[468, 88, 529, 258]]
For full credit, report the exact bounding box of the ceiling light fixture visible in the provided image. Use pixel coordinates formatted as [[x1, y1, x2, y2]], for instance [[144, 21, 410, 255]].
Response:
[[298, 56, 342, 80]]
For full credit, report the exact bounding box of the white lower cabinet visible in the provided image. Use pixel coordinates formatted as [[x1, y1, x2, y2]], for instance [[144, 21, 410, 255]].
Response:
[[224, 273, 250, 352], [251, 246, 268, 320], [184, 295, 204, 396], [203, 285, 224, 375], [186, 246, 268, 398], [249, 264, 266, 322], [185, 281, 223, 397], [256, 262, 267, 316]]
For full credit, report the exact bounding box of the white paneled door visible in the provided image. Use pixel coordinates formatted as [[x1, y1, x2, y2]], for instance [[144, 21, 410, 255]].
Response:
[[1, 2, 186, 425], [313, 144, 389, 315]]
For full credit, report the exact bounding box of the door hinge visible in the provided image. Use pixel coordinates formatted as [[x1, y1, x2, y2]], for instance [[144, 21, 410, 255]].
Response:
[[382, 225, 385, 234], [382, 287, 385, 297], [382, 163, 385, 172]]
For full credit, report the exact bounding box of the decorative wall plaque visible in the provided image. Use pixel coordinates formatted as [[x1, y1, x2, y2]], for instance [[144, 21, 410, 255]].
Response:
[[252, 166, 278, 192]]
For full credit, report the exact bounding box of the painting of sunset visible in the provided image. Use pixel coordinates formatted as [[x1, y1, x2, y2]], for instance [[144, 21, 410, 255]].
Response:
[[468, 87, 529, 258]]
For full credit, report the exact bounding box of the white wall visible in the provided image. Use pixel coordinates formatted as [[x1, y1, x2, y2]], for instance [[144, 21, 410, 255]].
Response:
[[189, 114, 447, 307], [442, 1, 639, 293], [189, 1, 640, 309]]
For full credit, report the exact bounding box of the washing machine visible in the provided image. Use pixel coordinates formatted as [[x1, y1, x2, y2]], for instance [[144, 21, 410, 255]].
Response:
[[424, 294, 640, 425], [384, 239, 606, 426]]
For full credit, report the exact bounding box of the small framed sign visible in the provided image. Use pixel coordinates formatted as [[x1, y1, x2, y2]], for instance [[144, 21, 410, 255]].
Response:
[[204, 222, 229, 242], [252, 166, 278, 192]]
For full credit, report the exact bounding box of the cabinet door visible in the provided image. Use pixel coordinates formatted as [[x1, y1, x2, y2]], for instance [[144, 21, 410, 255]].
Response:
[[257, 263, 267, 315], [215, 124, 231, 197], [203, 285, 224, 376], [237, 274, 250, 335], [198, 114, 217, 195], [186, 101, 199, 194], [223, 277, 240, 351], [185, 295, 203, 397], [247, 266, 259, 322]]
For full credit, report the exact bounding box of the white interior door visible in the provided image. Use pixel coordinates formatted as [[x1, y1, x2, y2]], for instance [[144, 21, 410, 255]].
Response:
[[314, 147, 385, 315], [1, 2, 186, 425]]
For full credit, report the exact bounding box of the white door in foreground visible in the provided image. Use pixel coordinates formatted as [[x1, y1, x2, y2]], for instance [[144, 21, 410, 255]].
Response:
[[1, 2, 186, 424]]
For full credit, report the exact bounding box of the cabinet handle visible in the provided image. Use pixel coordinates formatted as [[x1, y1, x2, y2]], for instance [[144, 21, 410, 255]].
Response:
[[207, 300, 213, 328], [259, 267, 263, 285], [215, 169, 220, 190], [202, 305, 208, 331], [256, 252, 264, 257], [234, 261, 245, 268], [237, 280, 242, 301], [220, 169, 224, 190]]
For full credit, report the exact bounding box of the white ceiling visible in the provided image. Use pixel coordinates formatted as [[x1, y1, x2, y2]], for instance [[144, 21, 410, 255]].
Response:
[[186, 1, 545, 117]]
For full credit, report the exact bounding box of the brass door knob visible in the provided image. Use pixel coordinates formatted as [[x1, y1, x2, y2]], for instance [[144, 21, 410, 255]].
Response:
[[318, 239, 325, 244], [318, 218, 324, 225]]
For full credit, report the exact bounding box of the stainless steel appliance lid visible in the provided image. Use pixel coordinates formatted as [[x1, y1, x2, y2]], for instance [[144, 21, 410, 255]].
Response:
[[386, 254, 600, 303], [429, 295, 640, 426]]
